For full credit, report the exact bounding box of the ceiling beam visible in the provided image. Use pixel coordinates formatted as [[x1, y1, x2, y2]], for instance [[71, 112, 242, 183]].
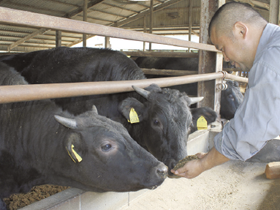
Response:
[[234, 0, 269, 10], [88, 8, 127, 18], [7, 0, 105, 51], [102, 2, 140, 13], [8, 28, 49, 51], [65, 0, 105, 18], [112, 0, 183, 27]]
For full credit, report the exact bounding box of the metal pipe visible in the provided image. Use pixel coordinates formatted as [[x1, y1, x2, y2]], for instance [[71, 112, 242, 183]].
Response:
[[0, 72, 247, 104], [225, 73, 248, 83], [0, 6, 218, 52]]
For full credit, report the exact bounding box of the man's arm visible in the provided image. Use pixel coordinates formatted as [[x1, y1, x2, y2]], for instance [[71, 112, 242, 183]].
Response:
[[171, 147, 230, 179]]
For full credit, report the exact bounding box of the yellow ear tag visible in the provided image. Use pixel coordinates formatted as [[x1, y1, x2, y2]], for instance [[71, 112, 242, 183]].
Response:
[[197, 116, 208, 130], [127, 108, 140, 124], [71, 144, 83, 163]]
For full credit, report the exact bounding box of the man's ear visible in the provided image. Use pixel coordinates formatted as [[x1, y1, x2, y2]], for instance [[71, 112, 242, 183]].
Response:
[[118, 97, 145, 123], [233, 21, 248, 40]]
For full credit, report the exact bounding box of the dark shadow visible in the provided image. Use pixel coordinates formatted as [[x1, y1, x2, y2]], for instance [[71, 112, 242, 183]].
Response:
[[246, 139, 280, 163], [257, 179, 280, 210]]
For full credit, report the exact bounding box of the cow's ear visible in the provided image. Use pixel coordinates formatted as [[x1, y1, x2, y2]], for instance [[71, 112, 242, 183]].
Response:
[[65, 133, 84, 163], [145, 84, 162, 93], [118, 97, 145, 123]]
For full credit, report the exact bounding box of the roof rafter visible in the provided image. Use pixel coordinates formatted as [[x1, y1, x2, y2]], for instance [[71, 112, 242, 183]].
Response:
[[7, 0, 105, 51], [8, 28, 49, 51], [112, 0, 183, 27]]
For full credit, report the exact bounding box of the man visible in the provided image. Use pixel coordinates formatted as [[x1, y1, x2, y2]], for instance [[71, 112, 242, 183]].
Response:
[[171, 2, 280, 178]]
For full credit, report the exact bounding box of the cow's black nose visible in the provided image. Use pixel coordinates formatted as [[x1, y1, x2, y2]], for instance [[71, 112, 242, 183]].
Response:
[[168, 159, 177, 170], [156, 162, 168, 179]]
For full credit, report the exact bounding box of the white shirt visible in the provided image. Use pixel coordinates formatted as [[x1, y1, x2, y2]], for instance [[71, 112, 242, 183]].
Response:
[[214, 23, 280, 161]]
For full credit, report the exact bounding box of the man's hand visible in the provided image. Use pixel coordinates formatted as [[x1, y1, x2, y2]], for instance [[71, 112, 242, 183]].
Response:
[[171, 153, 206, 179], [171, 148, 230, 179]]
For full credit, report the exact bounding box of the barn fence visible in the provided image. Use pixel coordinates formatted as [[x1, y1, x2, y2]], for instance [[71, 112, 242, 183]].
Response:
[[0, 6, 248, 105], [0, 3, 250, 210]]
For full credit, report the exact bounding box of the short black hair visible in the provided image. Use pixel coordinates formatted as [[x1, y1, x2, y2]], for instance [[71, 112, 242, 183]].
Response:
[[208, 2, 266, 38]]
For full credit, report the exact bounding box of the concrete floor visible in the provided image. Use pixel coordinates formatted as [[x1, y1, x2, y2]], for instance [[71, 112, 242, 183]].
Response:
[[119, 161, 280, 210]]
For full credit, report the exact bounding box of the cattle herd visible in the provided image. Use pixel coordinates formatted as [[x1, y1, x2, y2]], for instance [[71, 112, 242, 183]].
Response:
[[0, 47, 244, 210]]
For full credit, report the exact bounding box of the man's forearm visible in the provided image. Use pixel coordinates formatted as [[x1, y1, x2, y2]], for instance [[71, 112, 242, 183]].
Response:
[[201, 147, 230, 171]]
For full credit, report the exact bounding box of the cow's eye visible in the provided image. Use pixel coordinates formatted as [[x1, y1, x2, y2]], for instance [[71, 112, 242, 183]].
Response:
[[101, 144, 112, 152], [153, 119, 160, 126]]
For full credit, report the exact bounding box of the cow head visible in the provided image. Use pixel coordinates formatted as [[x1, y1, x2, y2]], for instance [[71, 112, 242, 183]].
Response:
[[190, 107, 217, 133], [221, 80, 244, 120], [119, 84, 202, 177], [52, 106, 167, 192]]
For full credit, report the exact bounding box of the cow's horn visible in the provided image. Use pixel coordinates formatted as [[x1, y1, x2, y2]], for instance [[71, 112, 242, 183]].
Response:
[[54, 115, 77, 129], [92, 105, 98, 114], [189, 97, 204, 105], [132, 85, 150, 99]]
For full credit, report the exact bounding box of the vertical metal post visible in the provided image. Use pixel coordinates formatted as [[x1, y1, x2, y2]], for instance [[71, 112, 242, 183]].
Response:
[[149, 0, 153, 51], [269, 0, 279, 24], [56, 30, 61, 47], [105, 36, 111, 48], [214, 52, 223, 119], [279, 2, 280, 25], [143, 16, 147, 51], [188, 0, 193, 52], [83, 0, 88, 47]]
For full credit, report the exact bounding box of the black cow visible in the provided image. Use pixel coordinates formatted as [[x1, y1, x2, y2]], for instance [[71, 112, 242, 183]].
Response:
[[135, 57, 244, 120], [0, 47, 204, 177], [190, 107, 217, 133], [0, 63, 167, 210]]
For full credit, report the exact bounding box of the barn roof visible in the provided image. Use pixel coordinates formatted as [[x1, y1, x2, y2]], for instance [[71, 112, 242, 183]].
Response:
[[0, 0, 271, 53]]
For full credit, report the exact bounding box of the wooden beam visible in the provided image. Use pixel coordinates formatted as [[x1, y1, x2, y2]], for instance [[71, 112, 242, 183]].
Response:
[[269, 0, 279, 24], [149, 0, 154, 51], [235, 0, 269, 10], [83, 0, 88, 47], [76, 15, 113, 24], [3, 1, 66, 16], [143, 16, 147, 51], [102, 2, 140, 13], [105, 36, 111, 48], [88, 8, 127, 18], [188, 0, 193, 52], [56, 30, 61, 47], [112, 0, 183, 27], [5, 0, 103, 51], [43, 0, 80, 8], [0, 6, 218, 52], [65, 0, 105, 18], [8, 28, 49, 51], [198, 0, 217, 108]]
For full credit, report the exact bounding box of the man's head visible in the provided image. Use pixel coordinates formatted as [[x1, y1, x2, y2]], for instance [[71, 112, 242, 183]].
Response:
[[209, 2, 267, 71]]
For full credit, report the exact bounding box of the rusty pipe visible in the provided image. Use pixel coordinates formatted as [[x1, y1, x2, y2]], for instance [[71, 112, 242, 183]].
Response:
[[0, 72, 247, 104]]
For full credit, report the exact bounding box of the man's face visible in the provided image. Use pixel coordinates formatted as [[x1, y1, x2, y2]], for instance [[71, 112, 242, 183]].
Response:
[[210, 27, 249, 71]]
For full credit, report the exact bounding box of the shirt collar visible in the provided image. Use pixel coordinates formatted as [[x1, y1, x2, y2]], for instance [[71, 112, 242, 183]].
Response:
[[254, 23, 279, 64]]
